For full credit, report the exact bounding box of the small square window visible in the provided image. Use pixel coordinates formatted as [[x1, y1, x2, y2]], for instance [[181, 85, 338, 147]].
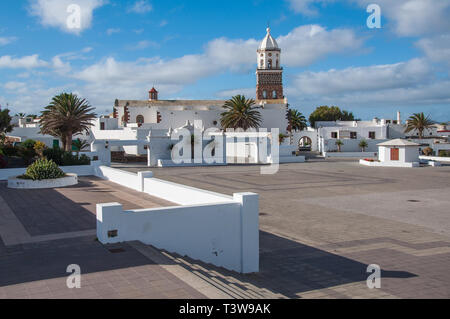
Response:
[[331, 132, 338, 139]]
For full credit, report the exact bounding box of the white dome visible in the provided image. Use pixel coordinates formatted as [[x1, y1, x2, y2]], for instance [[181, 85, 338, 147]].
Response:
[[259, 27, 279, 51]]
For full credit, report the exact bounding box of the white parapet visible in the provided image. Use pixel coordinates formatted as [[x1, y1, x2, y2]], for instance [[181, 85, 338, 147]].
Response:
[[95, 166, 260, 273]]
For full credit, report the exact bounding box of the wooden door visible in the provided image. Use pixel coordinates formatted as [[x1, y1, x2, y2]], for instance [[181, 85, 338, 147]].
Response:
[[390, 148, 399, 161]]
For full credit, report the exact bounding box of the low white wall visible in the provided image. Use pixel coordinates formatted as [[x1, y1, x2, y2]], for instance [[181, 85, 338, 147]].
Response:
[[95, 166, 259, 273], [419, 156, 450, 163], [359, 159, 419, 168], [324, 152, 377, 158], [94, 166, 141, 191], [0, 161, 101, 181]]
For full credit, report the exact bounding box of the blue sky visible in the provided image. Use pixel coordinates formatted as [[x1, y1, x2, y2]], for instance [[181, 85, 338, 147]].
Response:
[[0, 0, 449, 122]]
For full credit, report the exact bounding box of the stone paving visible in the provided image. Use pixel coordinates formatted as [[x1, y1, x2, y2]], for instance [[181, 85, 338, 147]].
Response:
[[0, 177, 203, 299], [119, 161, 450, 299], [1, 162, 450, 299]]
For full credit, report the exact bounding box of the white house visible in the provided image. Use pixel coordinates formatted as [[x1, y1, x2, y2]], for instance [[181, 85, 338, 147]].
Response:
[[361, 139, 421, 167]]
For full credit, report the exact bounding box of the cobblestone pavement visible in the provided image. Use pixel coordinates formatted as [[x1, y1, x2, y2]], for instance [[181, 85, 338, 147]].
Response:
[[119, 161, 450, 299], [0, 177, 203, 299]]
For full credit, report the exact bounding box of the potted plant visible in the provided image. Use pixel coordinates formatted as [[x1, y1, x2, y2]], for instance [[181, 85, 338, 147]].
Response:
[[335, 139, 344, 152], [359, 139, 368, 152]]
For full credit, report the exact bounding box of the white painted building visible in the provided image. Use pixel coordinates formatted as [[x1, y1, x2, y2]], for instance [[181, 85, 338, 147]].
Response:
[[113, 27, 289, 134]]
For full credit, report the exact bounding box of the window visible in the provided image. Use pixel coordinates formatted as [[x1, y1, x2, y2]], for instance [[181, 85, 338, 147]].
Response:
[[276, 60, 279, 68], [369, 131, 376, 139], [136, 115, 144, 127], [268, 59, 272, 69], [260, 60, 263, 68], [157, 112, 162, 123], [272, 90, 277, 98], [268, 53, 272, 57], [262, 90, 268, 99], [350, 132, 357, 139], [100, 122, 105, 130], [331, 132, 338, 139]]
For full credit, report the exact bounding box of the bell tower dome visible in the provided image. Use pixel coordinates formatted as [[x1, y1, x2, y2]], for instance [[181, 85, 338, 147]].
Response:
[[256, 27, 284, 101]]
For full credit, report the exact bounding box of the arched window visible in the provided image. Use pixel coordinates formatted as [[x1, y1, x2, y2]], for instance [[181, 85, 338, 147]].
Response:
[[272, 90, 277, 99], [136, 115, 144, 126], [268, 59, 272, 69], [262, 90, 268, 99], [260, 60, 264, 68], [276, 60, 279, 68]]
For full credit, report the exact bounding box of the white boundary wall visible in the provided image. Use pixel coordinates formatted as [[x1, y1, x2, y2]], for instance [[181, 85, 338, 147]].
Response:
[[359, 159, 419, 168], [95, 166, 259, 273], [324, 152, 378, 158], [0, 161, 101, 181], [419, 156, 450, 163]]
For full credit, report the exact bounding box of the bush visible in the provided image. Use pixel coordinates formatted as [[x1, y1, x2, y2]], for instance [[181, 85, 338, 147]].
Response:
[[0, 144, 17, 157], [438, 150, 450, 157], [22, 158, 65, 181], [422, 147, 433, 156], [0, 154, 7, 168], [34, 141, 47, 158], [43, 147, 91, 166], [17, 139, 37, 165]]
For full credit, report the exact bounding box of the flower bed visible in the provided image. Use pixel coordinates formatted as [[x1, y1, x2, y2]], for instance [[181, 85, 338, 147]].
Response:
[[7, 158, 78, 189]]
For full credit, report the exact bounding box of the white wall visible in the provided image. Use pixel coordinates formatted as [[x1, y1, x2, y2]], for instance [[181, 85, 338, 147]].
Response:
[[95, 166, 259, 273], [0, 161, 101, 181]]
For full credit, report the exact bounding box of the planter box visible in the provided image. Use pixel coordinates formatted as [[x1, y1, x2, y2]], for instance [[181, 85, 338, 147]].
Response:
[[7, 174, 78, 189]]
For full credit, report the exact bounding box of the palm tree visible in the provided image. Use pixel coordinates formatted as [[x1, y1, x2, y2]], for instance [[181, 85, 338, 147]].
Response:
[[335, 139, 344, 152], [286, 109, 307, 132], [359, 139, 368, 152], [15, 113, 26, 118], [40, 93, 96, 152], [72, 138, 90, 156], [404, 113, 435, 139], [220, 95, 261, 130], [286, 108, 307, 144]]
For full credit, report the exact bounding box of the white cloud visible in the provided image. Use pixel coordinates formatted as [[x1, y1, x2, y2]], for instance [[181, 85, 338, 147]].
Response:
[[28, 0, 106, 35], [352, 0, 450, 36], [127, 40, 159, 50], [3, 82, 27, 92], [127, 0, 153, 14], [287, 58, 450, 107], [106, 28, 120, 35], [416, 34, 450, 65], [292, 58, 432, 95], [0, 37, 18, 46], [287, 0, 335, 16], [278, 25, 363, 67], [216, 88, 255, 98], [0, 55, 48, 69]]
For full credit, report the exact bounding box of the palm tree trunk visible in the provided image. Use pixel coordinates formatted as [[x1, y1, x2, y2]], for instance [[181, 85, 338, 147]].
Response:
[[66, 134, 73, 152]]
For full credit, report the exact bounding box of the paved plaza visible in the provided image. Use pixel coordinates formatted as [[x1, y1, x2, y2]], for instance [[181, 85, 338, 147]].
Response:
[[1, 160, 449, 298]]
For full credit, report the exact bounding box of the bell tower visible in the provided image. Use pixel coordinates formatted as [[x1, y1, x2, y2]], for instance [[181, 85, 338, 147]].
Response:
[[256, 27, 283, 101]]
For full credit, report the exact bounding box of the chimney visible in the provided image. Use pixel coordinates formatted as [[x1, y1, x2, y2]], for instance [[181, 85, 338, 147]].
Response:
[[397, 111, 401, 125]]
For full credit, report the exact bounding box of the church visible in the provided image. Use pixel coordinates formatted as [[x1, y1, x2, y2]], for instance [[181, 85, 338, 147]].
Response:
[[113, 27, 289, 132]]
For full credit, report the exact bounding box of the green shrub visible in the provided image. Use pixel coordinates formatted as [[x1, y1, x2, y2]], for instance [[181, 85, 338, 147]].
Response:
[[43, 148, 91, 166], [22, 158, 65, 181], [17, 139, 37, 165], [20, 139, 37, 150], [0, 144, 18, 157], [438, 150, 450, 157]]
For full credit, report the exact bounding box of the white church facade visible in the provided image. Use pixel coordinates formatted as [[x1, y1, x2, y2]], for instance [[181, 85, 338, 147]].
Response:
[[113, 27, 289, 133]]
